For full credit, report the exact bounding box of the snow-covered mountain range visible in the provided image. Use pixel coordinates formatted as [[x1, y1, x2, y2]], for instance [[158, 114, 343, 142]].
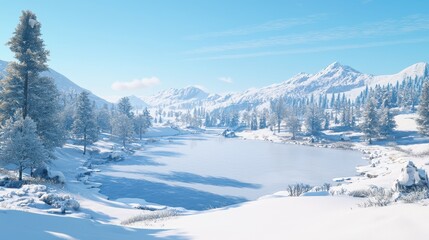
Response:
[[0, 60, 109, 107], [139, 62, 429, 111], [1, 59, 428, 111]]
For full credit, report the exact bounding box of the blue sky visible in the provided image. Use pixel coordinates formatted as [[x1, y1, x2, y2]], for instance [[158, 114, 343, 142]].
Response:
[[1, 1, 429, 101]]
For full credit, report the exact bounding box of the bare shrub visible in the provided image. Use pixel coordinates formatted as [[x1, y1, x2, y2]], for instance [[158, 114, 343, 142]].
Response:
[[359, 186, 394, 207], [287, 183, 312, 196], [348, 189, 371, 198]]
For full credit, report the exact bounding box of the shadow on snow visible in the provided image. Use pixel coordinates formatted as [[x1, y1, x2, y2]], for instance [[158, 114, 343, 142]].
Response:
[[146, 171, 261, 189], [100, 176, 247, 211]]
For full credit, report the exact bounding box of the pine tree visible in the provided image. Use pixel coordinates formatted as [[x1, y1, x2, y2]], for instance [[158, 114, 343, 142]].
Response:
[[134, 108, 152, 140], [96, 104, 111, 133], [304, 104, 323, 135], [259, 110, 267, 129], [204, 112, 211, 127], [112, 113, 134, 147], [379, 106, 396, 137], [0, 112, 47, 180], [73, 92, 98, 154], [1, 11, 49, 119], [360, 97, 379, 141], [0, 11, 63, 152], [270, 99, 285, 133], [250, 112, 258, 130], [286, 113, 301, 139], [417, 81, 429, 135], [230, 112, 239, 128], [117, 97, 133, 118]]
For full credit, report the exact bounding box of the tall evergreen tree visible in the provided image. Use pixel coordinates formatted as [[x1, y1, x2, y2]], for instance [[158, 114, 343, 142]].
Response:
[[417, 81, 429, 135], [1, 11, 49, 119], [230, 112, 239, 128], [96, 104, 111, 133], [134, 108, 152, 140], [0, 11, 63, 152], [270, 98, 285, 133], [117, 97, 133, 118], [73, 92, 98, 154], [304, 104, 323, 135], [360, 97, 379, 141], [259, 110, 267, 129], [378, 106, 396, 137], [286, 113, 301, 139], [112, 113, 134, 148], [250, 112, 258, 130]]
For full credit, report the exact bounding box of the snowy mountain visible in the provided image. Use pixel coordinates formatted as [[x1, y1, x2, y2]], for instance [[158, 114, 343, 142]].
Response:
[[125, 95, 149, 110], [211, 62, 429, 111], [142, 86, 210, 109], [0, 60, 109, 107], [137, 62, 429, 112]]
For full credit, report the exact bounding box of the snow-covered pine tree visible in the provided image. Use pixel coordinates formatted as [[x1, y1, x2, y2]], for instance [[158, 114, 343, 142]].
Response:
[[230, 112, 239, 128], [323, 112, 330, 130], [134, 107, 152, 140], [417, 81, 429, 136], [0, 11, 63, 152], [204, 112, 211, 127], [304, 104, 323, 135], [286, 112, 301, 139], [1, 11, 49, 120], [0, 112, 47, 180], [360, 97, 379, 142], [250, 112, 258, 130], [117, 97, 133, 118], [112, 113, 134, 148], [96, 104, 111, 133], [378, 106, 396, 138], [259, 110, 267, 129], [270, 98, 285, 133], [72, 92, 98, 154]]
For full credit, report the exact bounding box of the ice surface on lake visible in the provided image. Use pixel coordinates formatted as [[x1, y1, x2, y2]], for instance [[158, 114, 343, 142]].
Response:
[[92, 134, 364, 210]]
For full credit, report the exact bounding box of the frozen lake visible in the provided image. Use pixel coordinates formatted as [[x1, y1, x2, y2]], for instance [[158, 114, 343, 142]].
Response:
[[92, 134, 365, 210]]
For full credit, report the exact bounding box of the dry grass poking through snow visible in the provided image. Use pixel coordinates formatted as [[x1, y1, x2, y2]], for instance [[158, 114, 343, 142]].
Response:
[[121, 209, 179, 226]]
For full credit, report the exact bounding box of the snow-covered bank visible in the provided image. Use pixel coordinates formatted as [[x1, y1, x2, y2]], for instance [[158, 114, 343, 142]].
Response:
[[150, 195, 429, 240]]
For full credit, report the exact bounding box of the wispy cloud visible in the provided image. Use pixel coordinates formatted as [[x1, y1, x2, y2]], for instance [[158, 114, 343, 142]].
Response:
[[111, 77, 160, 91], [218, 77, 233, 84], [186, 14, 324, 40], [187, 38, 429, 61], [186, 14, 429, 55]]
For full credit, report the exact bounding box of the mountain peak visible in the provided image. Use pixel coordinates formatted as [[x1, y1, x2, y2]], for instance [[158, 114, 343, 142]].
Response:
[[326, 61, 342, 69], [320, 61, 361, 75], [397, 62, 429, 78]]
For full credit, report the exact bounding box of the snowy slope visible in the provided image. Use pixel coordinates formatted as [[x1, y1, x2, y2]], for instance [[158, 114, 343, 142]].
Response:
[[142, 86, 210, 108], [126, 95, 149, 109], [347, 62, 429, 99], [0, 60, 109, 107]]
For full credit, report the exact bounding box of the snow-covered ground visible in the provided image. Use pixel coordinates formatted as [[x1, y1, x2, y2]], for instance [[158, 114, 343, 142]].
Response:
[[1, 114, 429, 239]]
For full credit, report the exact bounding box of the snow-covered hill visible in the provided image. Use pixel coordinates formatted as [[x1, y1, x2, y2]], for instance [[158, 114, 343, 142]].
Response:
[[142, 86, 210, 109], [0, 60, 109, 107], [138, 62, 429, 112], [125, 95, 149, 110]]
